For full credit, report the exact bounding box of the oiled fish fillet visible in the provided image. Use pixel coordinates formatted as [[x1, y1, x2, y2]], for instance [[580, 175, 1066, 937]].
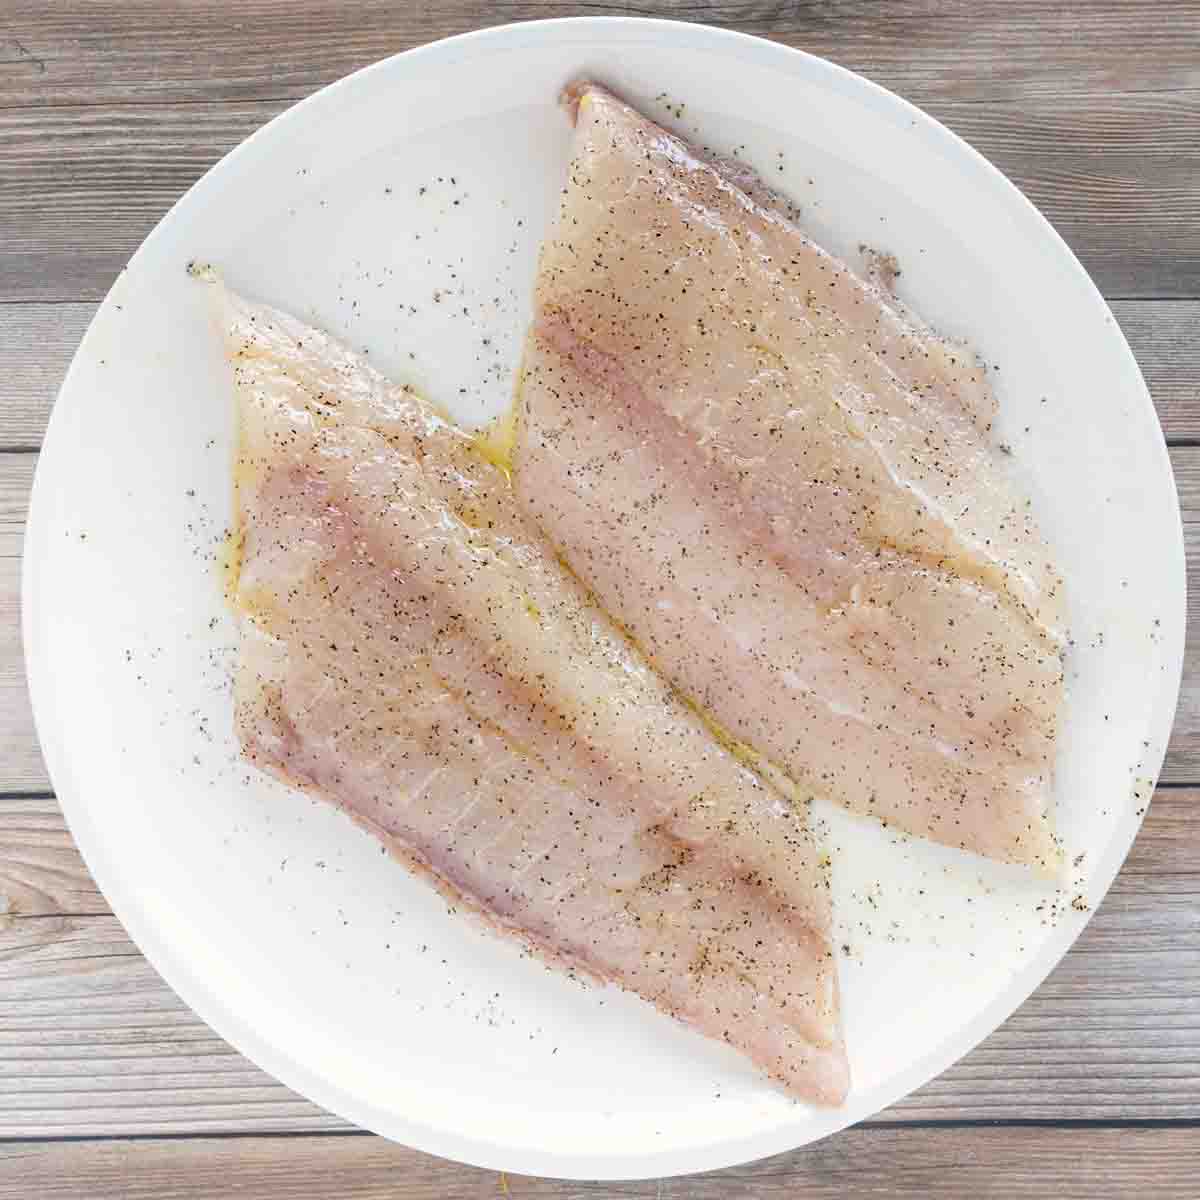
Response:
[[218, 283, 848, 1103], [513, 84, 1066, 870]]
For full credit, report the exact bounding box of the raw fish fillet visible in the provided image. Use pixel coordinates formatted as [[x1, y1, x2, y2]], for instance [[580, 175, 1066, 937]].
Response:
[[217, 282, 848, 1104], [513, 84, 1066, 870]]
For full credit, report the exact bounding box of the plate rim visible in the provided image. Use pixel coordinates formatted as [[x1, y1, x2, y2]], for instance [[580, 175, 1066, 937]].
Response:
[[22, 14, 1186, 1180]]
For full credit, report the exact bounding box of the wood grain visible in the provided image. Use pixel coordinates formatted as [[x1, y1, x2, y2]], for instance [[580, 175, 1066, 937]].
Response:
[[0, 796, 102, 917], [3, 301, 1196, 450], [0, 787, 1193, 1136], [0, 915, 346, 1137], [1, 1124, 1199, 1199], [5, 89, 1200, 300], [1111, 301, 1200, 440], [0, 305, 95, 450], [0, 455, 40, 793], [3, 1, 1199, 110], [0, 102, 275, 303]]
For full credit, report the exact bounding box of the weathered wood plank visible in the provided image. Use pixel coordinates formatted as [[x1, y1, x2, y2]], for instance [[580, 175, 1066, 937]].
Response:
[[0, 913, 345, 1136], [0, 551, 40, 794], [0, 790, 1193, 1135], [0, 304, 94, 450], [3, 90, 1200, 300], [2, 0, 1199, 111], [0, 455, 41, 793], [1110, 301, 1200, 441], [1164, 455, 1200, 780], [2, 301, 1194, 450], [0, 1124, 1197, 1199], [0, 796, 102, 917], [0, 101, 276, 303], [924, 92, 1200, 300]]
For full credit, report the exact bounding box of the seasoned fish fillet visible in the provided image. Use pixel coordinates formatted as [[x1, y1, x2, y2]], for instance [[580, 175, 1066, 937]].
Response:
[[513, 84, 1066, 870], [218, 283, 848, 1104]]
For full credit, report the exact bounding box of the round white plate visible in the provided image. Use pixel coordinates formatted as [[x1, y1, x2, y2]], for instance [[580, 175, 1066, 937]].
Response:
[[24, 17, 1184, 1180]]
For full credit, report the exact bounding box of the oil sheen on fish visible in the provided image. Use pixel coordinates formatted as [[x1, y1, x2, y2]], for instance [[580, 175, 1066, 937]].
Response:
[[216, 282, 848, 1104], [513, 84, 1066, 870]]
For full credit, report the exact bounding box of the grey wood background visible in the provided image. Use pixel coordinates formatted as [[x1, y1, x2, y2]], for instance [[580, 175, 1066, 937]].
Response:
[[2, 1, 1198, 1195]]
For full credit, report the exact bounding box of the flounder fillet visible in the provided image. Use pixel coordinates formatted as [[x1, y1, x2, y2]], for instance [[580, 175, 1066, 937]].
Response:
[[219, 283, 848, 1103], [513, 84, 1066, 870]]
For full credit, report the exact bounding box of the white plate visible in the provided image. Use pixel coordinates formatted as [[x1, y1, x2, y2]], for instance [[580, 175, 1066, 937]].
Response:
[[23, 17, 1184, 1180]]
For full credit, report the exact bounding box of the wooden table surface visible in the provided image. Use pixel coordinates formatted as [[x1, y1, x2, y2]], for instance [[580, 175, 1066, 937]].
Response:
[[2, 2, 1198, 1195]]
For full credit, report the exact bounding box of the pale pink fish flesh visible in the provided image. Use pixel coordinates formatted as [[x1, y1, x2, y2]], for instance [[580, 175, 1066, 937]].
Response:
[[513, 84, 1066, 870], [219, 284, 849, 1104]]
